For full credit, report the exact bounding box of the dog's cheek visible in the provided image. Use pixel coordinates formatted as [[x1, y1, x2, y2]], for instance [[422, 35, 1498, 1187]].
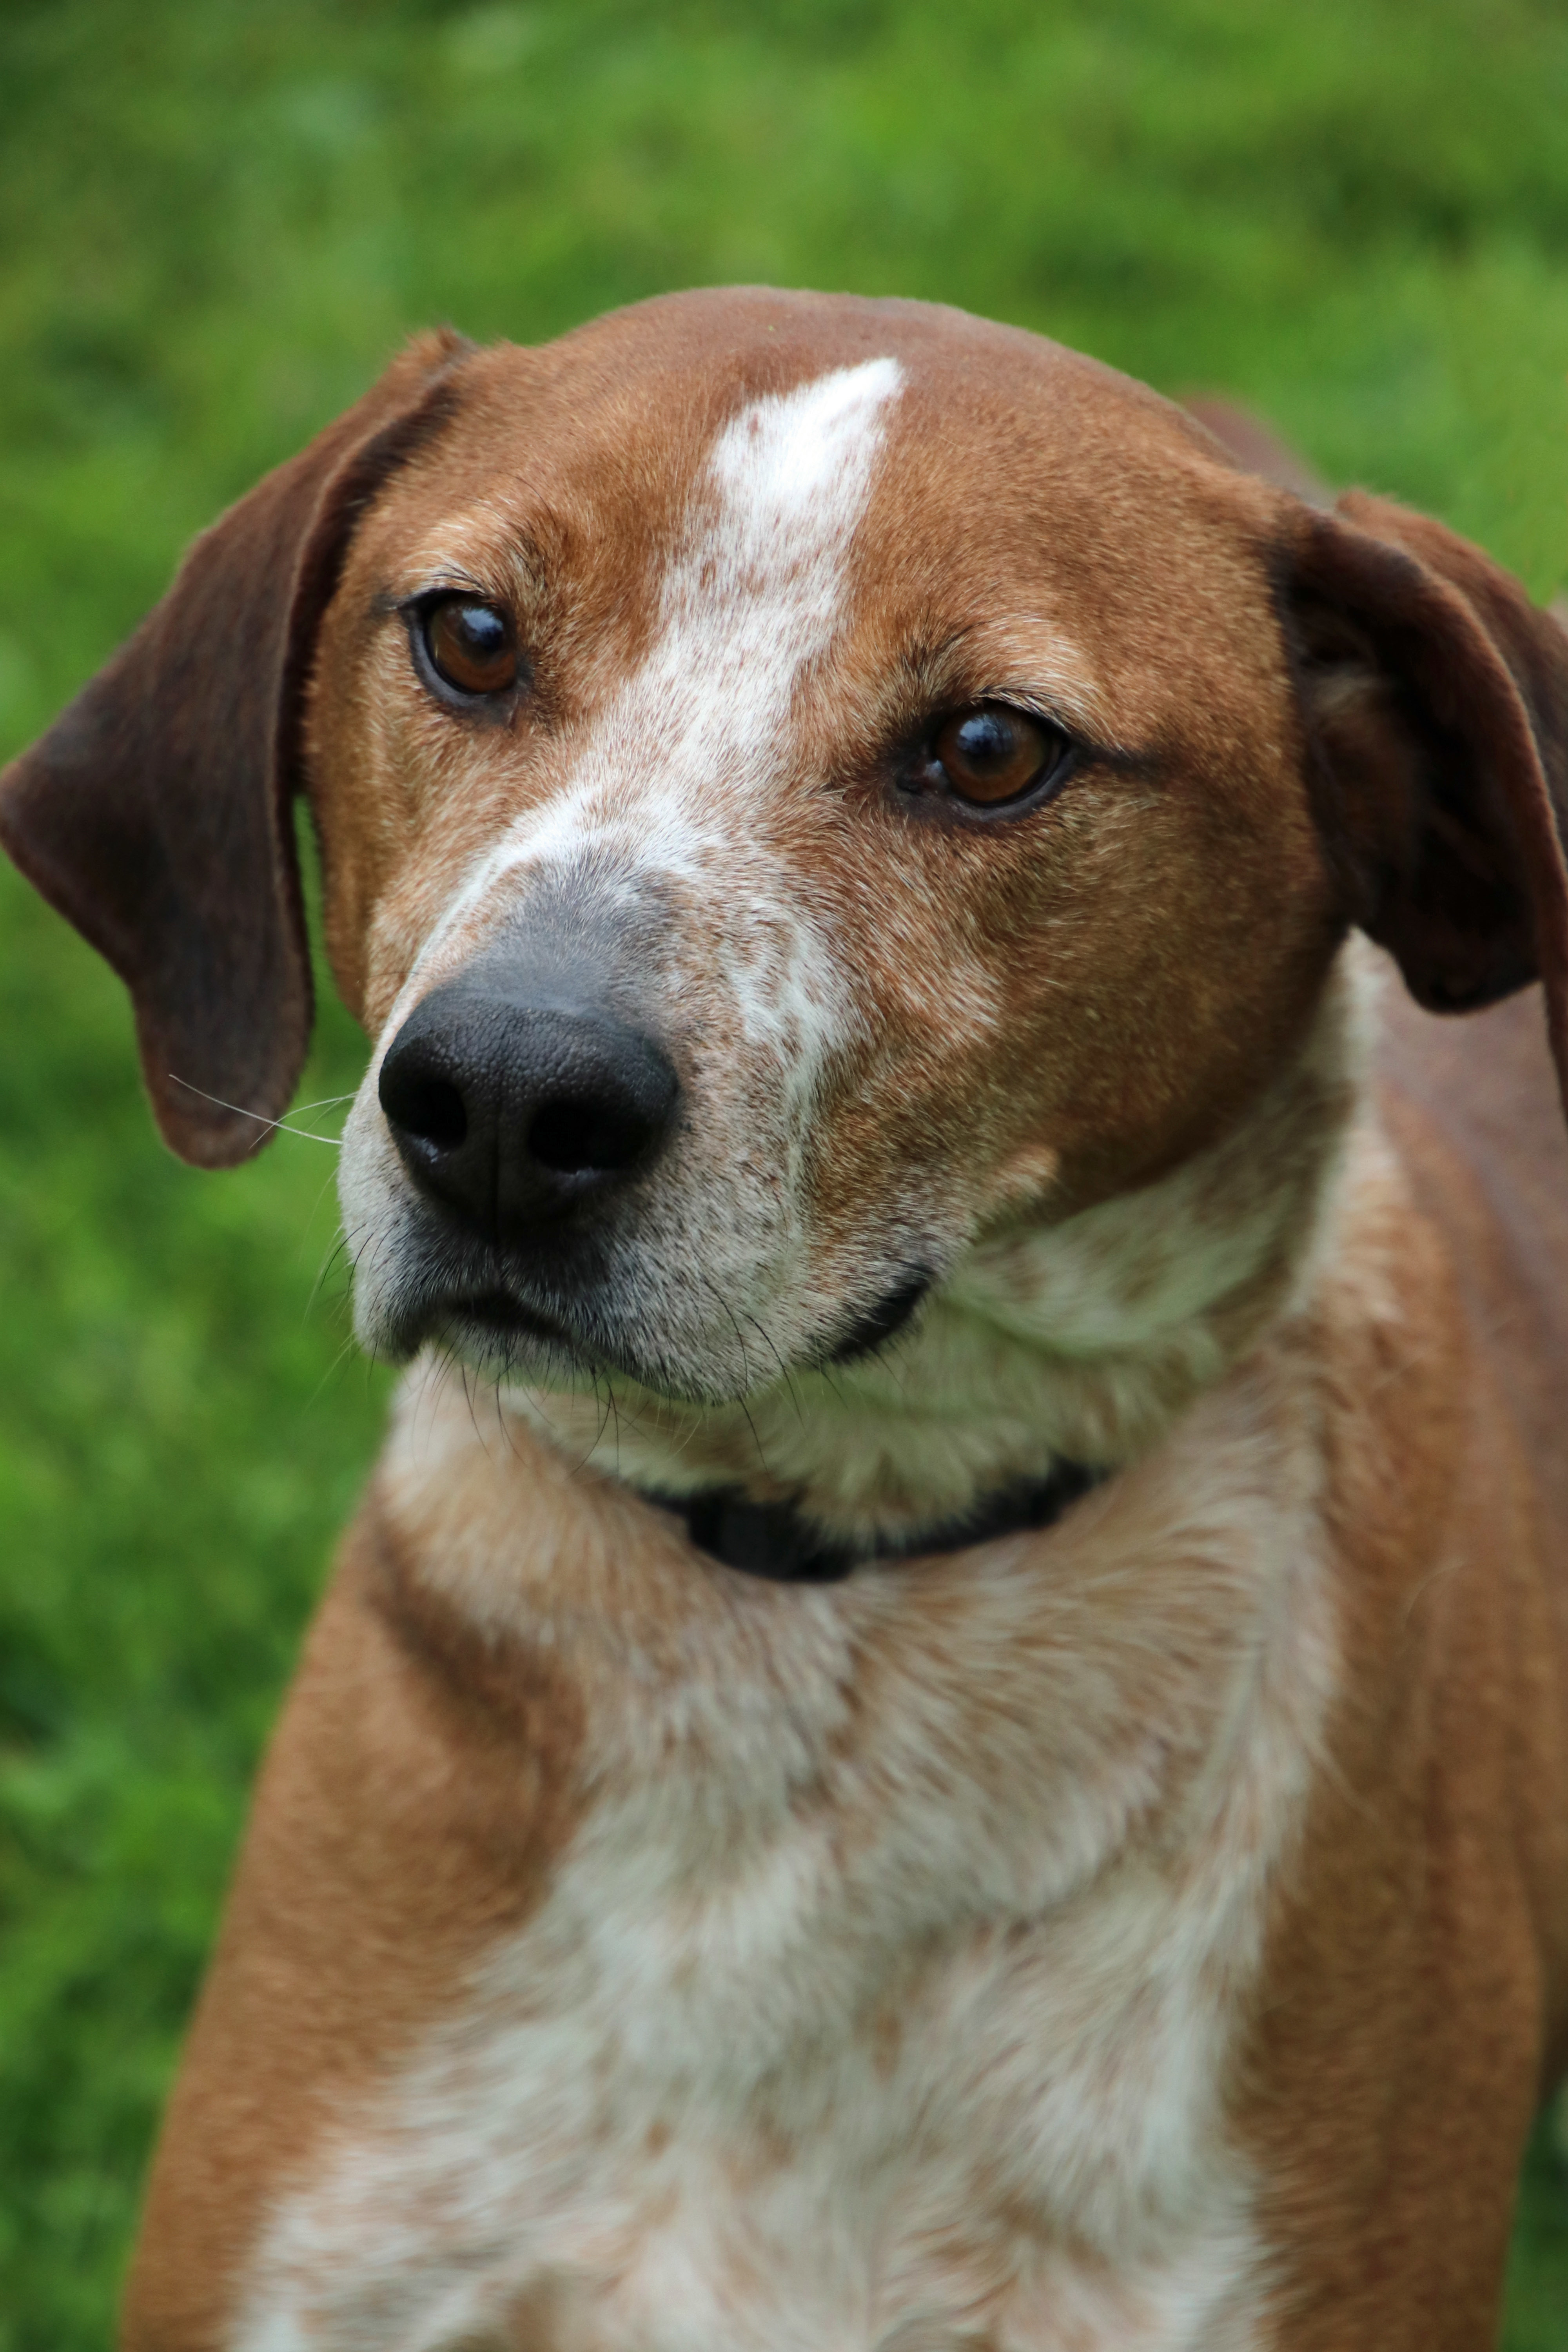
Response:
[[796, 1012, 1003, 1283], [792, 851, 1077, 1253], [806, 758, 1336, 1247], [987, 780, 1333, 1201]]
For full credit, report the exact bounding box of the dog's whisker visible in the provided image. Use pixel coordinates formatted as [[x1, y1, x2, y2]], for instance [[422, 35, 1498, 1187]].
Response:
[[740, 1308, 805, 1425], [307, 1232, 353, 1317], [302, 1329, 366, 1413], [167, 1073, 344, 1143], [297, 1161, 346, 1264], [699, 1271, 755, 1401], [733, 1390, 770, 1480]]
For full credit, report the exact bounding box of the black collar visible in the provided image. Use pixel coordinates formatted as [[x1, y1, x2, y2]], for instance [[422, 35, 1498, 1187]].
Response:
[[641, 1457, 1107, 1584]]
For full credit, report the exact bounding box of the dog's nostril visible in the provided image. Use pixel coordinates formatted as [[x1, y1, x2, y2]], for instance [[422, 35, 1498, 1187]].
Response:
[[527, 1096, 648, 1175], [384, 1070, 467, 1151]]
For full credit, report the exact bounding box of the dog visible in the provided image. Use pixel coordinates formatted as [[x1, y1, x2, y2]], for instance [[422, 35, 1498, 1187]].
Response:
[[5, 287, 1568, 2351]]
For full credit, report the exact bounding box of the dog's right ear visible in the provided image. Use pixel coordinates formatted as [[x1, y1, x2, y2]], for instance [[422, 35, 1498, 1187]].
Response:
[[0, 328, 474, 1167], [1275, 494, 1568, 1119], [1190, 396, 1568, 1118]]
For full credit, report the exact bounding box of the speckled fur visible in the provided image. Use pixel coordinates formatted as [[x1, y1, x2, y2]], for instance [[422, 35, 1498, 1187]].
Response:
[[5, 290, 1566, 2352]]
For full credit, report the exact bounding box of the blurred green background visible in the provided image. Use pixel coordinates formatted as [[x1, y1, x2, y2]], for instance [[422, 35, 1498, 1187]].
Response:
[[2, 0, 1568, 2342]]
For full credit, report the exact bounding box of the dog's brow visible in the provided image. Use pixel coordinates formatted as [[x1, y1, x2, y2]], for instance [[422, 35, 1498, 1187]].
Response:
[[941, 617, 1121, 747], [393, 566, 494, 600]]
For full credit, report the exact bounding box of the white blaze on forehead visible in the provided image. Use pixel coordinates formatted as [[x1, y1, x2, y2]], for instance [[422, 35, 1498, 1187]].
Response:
[[676, 353, 908, 757], [713, 355, 905, 535], [658, 353, 907, 753]]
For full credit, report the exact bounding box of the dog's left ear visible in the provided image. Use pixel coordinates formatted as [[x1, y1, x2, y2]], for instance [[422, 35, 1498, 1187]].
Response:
[[0, 328, 474, 1167], [1280, 490, 1568, 1114]]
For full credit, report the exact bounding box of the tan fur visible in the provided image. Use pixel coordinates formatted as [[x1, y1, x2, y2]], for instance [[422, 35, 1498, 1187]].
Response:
[[3, 289, 1568, 2350]]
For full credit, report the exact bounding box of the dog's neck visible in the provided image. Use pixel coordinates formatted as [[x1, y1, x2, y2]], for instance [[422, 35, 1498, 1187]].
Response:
[[500, 949, 1372, 1543]]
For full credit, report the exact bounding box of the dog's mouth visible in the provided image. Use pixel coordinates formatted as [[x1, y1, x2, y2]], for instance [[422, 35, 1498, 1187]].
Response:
[[457, 1288, 568, 1341], [391, 1265, 715, 1399], [415, 1284, 590, 1367], [385, 1258, 936, 1404]]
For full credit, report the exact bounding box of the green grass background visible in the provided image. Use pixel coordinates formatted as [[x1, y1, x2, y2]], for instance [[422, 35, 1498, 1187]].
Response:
[[2, 0, 1568, 2340]]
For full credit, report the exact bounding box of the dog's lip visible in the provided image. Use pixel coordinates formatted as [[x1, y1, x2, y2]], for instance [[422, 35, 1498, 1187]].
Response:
[[401, 1267, 935, 1390], [436, 1288, 579, 1350], [425, 1284, 693, 1400], [820, 1270, 932, 1366], [409, 1289, 585, 1364]]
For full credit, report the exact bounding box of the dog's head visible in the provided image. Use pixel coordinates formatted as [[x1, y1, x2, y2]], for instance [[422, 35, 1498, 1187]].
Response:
[[5, 290, 1567, 1456]]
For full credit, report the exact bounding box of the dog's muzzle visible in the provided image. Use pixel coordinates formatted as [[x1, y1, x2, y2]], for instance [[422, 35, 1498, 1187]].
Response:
[[379, 971, 680, 1246]]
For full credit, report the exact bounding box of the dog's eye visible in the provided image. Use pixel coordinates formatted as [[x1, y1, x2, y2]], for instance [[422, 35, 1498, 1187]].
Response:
[[420, 598, 518, 697], [931, 705, 1065, 806]]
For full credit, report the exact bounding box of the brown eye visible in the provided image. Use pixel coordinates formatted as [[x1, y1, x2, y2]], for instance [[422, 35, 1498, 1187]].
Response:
[[421, 597, 518, 697], [931, 704, 1063, 806]]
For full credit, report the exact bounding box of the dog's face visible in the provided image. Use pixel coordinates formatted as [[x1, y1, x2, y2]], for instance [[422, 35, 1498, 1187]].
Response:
[[315, 295, 1339, 1406], [4, 289, 1566, 1466]]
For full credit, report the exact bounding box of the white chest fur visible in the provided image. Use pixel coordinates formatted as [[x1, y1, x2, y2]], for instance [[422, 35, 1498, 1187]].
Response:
[[236, 1340, 1339, 2352]]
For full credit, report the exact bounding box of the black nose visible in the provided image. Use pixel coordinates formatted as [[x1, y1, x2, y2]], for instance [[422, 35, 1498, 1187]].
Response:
[[378, 978, 680, 1244]]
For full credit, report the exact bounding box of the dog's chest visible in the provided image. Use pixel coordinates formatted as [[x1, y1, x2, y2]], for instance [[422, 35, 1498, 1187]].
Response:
[[243, 1808, 1261, 2352], [238, 1382, 1334, 2352]]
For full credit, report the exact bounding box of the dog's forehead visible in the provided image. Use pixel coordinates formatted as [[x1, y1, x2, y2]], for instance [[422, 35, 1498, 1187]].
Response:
[[372, 291, 1268, 637]]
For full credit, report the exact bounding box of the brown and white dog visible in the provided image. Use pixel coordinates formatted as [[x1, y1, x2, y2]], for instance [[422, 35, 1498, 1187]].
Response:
[[5, 288, 1568, 2350]]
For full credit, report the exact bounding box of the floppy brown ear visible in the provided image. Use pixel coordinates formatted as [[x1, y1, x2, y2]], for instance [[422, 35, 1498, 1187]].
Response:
[[0, 327, 473, 1166], [1279, 490, 1568, 1115]]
